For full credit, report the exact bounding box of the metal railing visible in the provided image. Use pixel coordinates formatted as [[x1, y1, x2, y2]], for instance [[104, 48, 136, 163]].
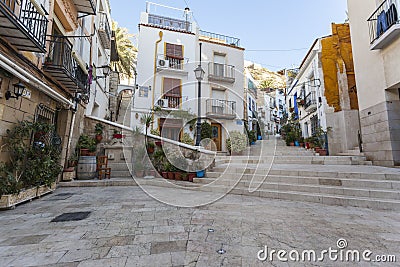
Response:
[[0, 0, 48, 50], [199, 30, 240, 46], [206, 99, 236, 117], [162, 95, 181, 109], [148, 14, 191, 32], [45, 36, 88, 91], [157, 54, 189, 70], [208, 62, 235, 80], [304, 91, 317, 110], [367, 0, 400, 44]]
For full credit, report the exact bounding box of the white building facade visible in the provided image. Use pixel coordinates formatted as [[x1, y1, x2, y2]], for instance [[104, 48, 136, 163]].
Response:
[[134, 3, 245, 151], [347, 0, 400, 166]]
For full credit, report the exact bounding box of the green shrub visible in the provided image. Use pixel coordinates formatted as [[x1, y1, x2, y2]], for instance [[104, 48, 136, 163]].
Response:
[[0, 121, 62, 196], [181, 133, 194, 146], [227, 131, 247, 153]]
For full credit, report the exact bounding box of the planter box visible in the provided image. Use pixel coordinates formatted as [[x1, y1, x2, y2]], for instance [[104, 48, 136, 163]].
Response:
[[36, 182, 57, 197], [0, 187, 38, 209]]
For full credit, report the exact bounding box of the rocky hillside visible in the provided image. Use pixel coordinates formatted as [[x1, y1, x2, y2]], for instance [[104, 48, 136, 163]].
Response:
[[245, 61, 286, 89]]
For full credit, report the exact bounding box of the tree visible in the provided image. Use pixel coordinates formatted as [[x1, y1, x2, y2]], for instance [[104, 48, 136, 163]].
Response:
[[112, 21, 137, 81]]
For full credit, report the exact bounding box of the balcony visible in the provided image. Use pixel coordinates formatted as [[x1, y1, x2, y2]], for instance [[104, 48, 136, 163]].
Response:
[[73, 0, 96, 15], [208, 63, 235, 83], [206, 99, 236, 120], [159, 95, 181, 109], [368, 0, 400, 50], [98, 12, 111, 49], [304, 91, 317, 112], [148, 14, 191, 32], [0, 0, 48, 52], [156, 54, 189, 75], [43, 36, 88, 92], [199, 30, 240, 47]]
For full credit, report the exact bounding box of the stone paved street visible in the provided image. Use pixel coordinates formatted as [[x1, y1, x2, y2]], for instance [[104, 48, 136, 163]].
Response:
[[0, 186, 399, 267]]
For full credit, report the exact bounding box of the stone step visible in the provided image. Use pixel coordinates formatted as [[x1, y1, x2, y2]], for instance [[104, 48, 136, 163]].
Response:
[[205, 169, 400, 181], [195, 175, 400, 190], [59, 178, 137, 187], [194, 185, 400, 210], [215, 156, 368, 165], [193, 178, 400, 200], [110, 170, 133, 178], [108, 162, 132, 171]]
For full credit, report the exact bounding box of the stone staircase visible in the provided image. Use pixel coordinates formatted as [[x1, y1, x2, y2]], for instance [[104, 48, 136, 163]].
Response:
[[193, 138, 400, 210]]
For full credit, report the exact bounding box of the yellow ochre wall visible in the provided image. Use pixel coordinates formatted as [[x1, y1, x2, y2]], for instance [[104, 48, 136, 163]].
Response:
[[321, 23, 358, 112]]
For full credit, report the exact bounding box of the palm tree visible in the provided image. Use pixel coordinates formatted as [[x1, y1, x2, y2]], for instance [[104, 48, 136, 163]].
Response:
[[112, 21, 137, 81]]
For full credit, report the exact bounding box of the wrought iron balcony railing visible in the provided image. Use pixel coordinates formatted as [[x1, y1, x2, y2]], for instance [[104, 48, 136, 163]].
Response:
[[206, 99, 236, 119], [0, 0, 48, 52], [148, 14, 191, 32], [368, 0, 400, 47], [44, 36, 88, 92], [157, 54, 189, 71], [208, 62, 235, 83], [72, 0, 96, 15], [98, 12, 111, 49], [304, 91, 317, 111], [199, 30, 240, 47]]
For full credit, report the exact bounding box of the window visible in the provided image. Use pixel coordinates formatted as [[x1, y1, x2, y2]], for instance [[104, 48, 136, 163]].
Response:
[[165, 43, 184, 69], [166, 43, 183, 59], [162, 78, 181, 108], [159, 118, 182, 141]]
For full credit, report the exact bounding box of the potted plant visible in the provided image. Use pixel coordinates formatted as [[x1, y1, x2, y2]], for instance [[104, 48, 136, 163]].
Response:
[[134, 160, 144, 177], [181, 172, 188, 181], [140, 113, 153, 138], [1, 121, 61, 209], [77, 135, 97, 156], [68, 153, 79, 167], [113, 129, 123, 139], [164, 162, 174, 179], [94, 123, 104, 143], [188, 172, 196, 182], [248, 130, 257, 145], [146, 141, 155, 154]]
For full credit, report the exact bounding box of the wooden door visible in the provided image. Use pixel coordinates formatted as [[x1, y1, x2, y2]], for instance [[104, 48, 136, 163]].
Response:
[[211, 123, 222, 151]]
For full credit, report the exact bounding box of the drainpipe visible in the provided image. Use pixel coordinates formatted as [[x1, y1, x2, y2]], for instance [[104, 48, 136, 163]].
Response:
[[151, 31, 163, 130]]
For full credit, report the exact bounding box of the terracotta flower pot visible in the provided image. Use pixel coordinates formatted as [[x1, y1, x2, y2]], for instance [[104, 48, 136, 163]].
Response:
[[161, 172, 168, 179], [167, 172, 174, 180], [188, 173, 196, 182], [95, 134, 103, 143], [147, 147, 154, 154], [80, 148, 89, 156], [155, 141, 162, 147], [135, 170, 145, 178], [174, 172, 182, 181]]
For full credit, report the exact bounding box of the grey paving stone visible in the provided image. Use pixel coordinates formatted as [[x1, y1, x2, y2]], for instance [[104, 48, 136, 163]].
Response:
[[150, 240, 187, 254], [76, 257, 127, 267]]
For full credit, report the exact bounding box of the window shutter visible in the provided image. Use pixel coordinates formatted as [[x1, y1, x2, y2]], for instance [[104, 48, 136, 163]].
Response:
[[163, 78, 181, 96], [166, 43, 183, 59]]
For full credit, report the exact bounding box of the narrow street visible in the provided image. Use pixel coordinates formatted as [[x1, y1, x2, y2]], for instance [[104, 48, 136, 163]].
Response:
[[0, 186, 399, 266]]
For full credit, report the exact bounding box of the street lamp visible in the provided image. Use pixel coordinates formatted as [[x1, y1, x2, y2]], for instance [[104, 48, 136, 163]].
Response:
[[94, 65, 111, 80], [194, 43, 205, 146]]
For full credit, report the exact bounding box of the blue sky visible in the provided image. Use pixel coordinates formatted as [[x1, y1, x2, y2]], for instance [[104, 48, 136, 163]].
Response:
[[110, 0, 348, 71]]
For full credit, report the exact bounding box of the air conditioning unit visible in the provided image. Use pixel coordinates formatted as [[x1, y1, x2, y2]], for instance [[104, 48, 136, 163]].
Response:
[[157, 59, 169, 68], [157, 98, 169, 108]]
